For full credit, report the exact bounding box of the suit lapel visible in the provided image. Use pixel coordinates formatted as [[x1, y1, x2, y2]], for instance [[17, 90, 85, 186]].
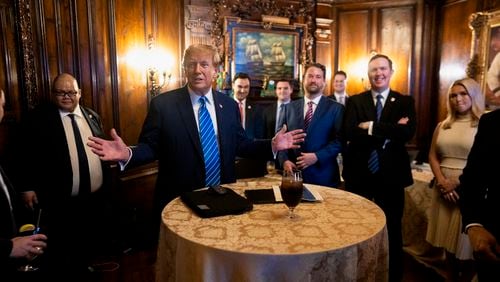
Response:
[[81, 107, 104, 138], [308, 96, 326, 131], [291, 99, 304, 129], [380, 91, 398, 121], [176, 87, 203, 157], [360, 92, 377, 121]]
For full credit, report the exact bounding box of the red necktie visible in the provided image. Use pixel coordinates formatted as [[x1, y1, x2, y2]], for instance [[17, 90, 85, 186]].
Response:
[[304, 101, 313, 130]]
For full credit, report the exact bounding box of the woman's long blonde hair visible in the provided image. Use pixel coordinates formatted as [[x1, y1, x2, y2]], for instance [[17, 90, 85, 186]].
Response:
[[441, 77, 484, 129]]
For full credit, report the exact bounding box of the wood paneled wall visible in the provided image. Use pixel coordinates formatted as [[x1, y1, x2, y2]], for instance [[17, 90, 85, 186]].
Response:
[[1, 0, 182, 148], [1, 0, 499, 167]]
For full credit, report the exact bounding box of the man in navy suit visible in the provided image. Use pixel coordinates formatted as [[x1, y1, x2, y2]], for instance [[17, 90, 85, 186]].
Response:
[[88, 44, 305, 238], [459, 110, 500, 280], [0, 89, 47, 277], [277, 63, 344, 188], [343, 54, 416, 282]]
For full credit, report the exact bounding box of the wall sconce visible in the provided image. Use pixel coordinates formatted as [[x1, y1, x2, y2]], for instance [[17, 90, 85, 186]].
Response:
[[147, 34, 173, 97]]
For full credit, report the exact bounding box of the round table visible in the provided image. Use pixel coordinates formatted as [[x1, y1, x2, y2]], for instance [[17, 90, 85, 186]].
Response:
[[156, 175, 388, 282]]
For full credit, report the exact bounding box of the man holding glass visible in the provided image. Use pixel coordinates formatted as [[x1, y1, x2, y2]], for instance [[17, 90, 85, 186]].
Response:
[[0, 89, 47, 278]]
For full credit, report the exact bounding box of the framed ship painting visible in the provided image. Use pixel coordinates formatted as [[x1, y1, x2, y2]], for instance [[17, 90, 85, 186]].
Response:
[[468, 10, 500, 110], [223, 16, 307, 93]]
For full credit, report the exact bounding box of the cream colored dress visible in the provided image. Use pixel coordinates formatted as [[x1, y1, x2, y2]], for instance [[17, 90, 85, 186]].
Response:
[[425, 116, 476, 260]]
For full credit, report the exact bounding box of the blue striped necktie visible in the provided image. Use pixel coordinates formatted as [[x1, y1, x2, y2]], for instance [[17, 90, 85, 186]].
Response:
[[368, 94, 383, 174], [198, 96, 221, 186]]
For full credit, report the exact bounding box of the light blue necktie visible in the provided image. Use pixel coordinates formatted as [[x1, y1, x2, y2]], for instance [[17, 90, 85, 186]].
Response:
[[275, 103, 285, 132], [368, 94, 383, 174], [198, 96, 221, 186]]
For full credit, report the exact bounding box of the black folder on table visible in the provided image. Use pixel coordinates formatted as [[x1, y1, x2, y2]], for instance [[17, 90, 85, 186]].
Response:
[[244, 187, 319, 204], [181, 187, 253, 218]]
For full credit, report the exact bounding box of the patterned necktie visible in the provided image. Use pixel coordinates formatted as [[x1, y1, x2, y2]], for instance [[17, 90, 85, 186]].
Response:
[[68, 114, 91, 196], [198, 97, 221, 186], [304, 101, 313, 131], [368, 95, 383, 174]]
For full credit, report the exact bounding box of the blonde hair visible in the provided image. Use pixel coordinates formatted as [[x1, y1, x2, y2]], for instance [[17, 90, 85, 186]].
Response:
[[441, 77, 484, 129], [182, 44, 221, 69]]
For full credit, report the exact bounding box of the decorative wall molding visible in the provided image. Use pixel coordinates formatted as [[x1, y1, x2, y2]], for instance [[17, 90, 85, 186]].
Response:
[[15, 0, 37, 109]]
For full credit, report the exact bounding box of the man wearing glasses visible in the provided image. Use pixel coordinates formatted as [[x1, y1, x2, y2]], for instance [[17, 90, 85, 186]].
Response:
[[18, 73, 116, 279]]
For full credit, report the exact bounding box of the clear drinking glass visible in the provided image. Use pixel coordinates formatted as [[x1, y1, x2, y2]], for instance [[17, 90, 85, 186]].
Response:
[[17, 209, 42, 272], [280, 170, 303, 219]]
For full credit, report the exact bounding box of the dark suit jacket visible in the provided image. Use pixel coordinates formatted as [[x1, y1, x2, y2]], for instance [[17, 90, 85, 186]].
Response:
[[0, 166, 18, 272], [460, 110, 500, 240], [19, 102, 108, 206], [262, 103, 278, 139], [329, 94, 349, 106], [277, 96, 344, 187], [243, 100, 264, 140], [129, 86, 272, 210], [342, 90, 416, 189]]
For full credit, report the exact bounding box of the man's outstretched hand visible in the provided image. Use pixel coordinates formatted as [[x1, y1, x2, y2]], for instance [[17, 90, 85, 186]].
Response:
[[87, 128, 130, 162], [271, 124, 306, 152]]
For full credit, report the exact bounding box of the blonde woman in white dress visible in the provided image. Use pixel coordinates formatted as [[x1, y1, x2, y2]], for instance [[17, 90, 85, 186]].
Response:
[[426, 77, 485, 281]]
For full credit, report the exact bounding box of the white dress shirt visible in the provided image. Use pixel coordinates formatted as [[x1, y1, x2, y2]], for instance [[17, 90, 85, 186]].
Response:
[[60, 105, 103, 195]]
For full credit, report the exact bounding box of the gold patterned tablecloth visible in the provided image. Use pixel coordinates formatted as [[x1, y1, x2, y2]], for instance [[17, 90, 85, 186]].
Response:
[[156, 175, 388, 282]]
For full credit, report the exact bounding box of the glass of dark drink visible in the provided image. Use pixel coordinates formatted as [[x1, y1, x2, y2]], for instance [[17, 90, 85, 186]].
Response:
[[280, 170, 303, 219]]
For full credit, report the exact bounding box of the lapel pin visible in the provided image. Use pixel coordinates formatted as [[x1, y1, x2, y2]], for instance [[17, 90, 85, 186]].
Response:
[[248, 105, 252, 109], [219, 104, 223, 108], [390, 97, 396, 102]]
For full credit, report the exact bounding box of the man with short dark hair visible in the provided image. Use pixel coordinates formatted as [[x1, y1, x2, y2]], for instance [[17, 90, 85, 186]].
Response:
[[330, 70, 349, 106], [278, 63, 344, 188]]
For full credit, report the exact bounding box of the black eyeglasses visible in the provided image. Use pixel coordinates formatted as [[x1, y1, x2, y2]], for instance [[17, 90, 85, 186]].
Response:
[[53, 90, 79, 97]]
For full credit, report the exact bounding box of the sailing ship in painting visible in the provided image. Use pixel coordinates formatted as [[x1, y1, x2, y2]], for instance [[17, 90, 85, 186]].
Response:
[[245, 39, 264, 67], [270, 41, 286, 66]]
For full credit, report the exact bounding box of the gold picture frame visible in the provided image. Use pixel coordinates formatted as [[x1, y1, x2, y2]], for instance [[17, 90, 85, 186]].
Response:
[[223, 16, 308, 96], [468, 10, 500, 110]]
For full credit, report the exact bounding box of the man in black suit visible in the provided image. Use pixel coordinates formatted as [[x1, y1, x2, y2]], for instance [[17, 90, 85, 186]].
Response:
[[18, 74, 114, 277], [459, 110, 500, 281], [262, 79, 292, 139], [232, 72, 267, 178], [88, 44, 304, 239], [329, 70, 349, 106], [261, 79, 293, 172], [0, 89, 47, 277], [232, 72, 263, 139], [343, 54, 416, 281]]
